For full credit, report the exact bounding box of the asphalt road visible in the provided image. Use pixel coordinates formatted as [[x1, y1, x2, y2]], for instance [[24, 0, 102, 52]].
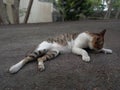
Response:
[[0, 20, 120, 90]]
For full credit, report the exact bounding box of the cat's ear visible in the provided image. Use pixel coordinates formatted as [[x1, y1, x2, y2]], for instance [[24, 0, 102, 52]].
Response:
[[100, 29, 106, 36]]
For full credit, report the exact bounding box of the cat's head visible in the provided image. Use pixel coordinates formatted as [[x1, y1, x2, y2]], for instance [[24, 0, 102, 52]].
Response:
[[90, 29, 106, 51]]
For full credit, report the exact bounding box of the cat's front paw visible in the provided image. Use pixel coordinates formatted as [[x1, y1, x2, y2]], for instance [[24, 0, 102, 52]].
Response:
[[82, 55, 90, 62], [104, 49, 112, 54], [38, 62, 45, 71]]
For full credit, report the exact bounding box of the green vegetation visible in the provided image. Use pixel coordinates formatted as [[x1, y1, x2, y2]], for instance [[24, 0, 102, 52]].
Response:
[[55, 0, 120, 21]]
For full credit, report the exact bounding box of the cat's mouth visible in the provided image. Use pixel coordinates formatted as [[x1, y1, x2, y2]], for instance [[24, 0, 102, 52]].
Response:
[[93, 48, 102, 52], [89, 43, 102, 52]]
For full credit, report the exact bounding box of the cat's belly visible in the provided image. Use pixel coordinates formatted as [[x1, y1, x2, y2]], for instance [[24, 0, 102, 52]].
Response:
[[35, 41, 73, 53], [51, 42, 72, 53]]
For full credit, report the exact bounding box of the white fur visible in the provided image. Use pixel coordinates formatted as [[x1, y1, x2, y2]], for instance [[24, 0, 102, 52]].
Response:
[[9, 60, 24, 73], [52, 42, 71, 53], [36, 41, 72, 53], [38, 61, 45, 71], [101, 48, 112, 54], [74, 33, 93, 48], [35, 41, 52, 51], [72, 33, 92, 62]]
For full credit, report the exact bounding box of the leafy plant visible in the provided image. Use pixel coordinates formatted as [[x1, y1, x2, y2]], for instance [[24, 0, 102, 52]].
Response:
[[55, 0, 95, 21]]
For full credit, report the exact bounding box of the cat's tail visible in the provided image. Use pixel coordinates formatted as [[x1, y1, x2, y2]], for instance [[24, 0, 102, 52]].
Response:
[[9, 49, 47, 74]]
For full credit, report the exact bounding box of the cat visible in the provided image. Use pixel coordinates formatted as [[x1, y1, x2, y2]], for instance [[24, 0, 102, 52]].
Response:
[[9, 29, 112, 74]]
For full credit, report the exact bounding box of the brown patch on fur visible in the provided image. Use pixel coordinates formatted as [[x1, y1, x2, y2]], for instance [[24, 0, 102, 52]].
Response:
[[86, 29, 106, 50], [92, 36, 104, 50], [28, 49, 47, 58], [37, 51, 58, 62], [47, 32, 79, 46]]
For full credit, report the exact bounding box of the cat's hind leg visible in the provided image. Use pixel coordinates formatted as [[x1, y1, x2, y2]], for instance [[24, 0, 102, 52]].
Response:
[[9, 41, 52, 74], [9, 50, 47, 74], [37, 49, 60, 71]]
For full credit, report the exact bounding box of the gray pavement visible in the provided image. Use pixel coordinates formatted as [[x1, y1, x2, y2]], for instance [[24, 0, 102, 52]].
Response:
[[0, 20, 120, 90]]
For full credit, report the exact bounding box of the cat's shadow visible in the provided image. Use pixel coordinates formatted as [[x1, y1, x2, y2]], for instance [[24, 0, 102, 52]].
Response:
[[84, 48, 103, 54]]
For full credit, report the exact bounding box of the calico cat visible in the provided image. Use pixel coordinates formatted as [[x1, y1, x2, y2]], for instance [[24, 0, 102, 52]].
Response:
[[9, 29, 112, 73]]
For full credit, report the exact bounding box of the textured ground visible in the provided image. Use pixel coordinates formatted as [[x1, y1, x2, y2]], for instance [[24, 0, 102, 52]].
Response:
[[0, 20, 120, 90]]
